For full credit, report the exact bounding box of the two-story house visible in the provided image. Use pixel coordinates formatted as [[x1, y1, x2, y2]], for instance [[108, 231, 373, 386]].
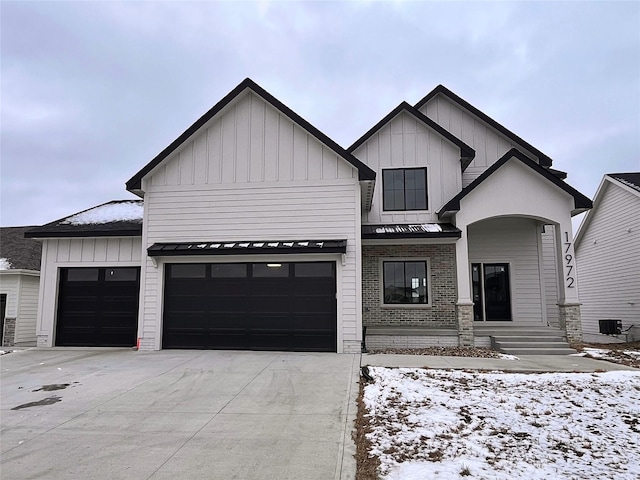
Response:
[[26, 79, 592, 353]]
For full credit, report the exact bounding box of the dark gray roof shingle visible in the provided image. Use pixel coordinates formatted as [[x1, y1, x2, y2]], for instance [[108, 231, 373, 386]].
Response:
[[0, 226, 43, 271], [609, 173, 640, 192]]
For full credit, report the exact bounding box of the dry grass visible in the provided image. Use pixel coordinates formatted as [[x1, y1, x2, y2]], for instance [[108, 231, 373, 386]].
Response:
[[353, 377, 380, 480]]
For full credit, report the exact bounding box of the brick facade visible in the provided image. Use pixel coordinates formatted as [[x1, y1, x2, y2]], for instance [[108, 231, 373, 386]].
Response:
[[362, 244, 457, 328]]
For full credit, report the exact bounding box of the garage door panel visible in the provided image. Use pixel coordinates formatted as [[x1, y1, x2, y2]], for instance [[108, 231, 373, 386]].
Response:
[[291, 279, 335, 295], [166, 295, 209, 313], [292, 333, 334, 351], [103, 298, 139, 312], [250, 314, 290, 329], [209, 281, 247, 295], [209, 296, 250, 313], [249, 333, 291, 350], [208, 314, 249, 329], [56, 268, 140, 347], [59, 297, 100, 312], [164, 312, 206, 328], [251, 280, 291, 296], [291, 314, 334, 330], [250, 297, 290, 313], [163, 262, 336, 352], [291, 297, 333, 314]]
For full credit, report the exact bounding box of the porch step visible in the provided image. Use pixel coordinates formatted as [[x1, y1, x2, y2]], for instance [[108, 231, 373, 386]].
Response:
[[491, 333, 576, 356], [497, 347, 578, 355]]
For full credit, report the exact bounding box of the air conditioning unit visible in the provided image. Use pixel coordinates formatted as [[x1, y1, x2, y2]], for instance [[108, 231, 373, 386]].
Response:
[[599, 319, 622, 335]]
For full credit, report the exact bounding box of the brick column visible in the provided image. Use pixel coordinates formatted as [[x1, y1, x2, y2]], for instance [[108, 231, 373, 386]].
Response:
[[456, 302, 474, 347], [2, 318, 16, 347], [558, 303, 582, 345]]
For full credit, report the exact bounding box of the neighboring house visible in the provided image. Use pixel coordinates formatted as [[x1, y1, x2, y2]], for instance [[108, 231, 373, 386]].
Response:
[[26, 79, 592, 353], [0, 226, 42, 347], [575, 173, 640, 343]]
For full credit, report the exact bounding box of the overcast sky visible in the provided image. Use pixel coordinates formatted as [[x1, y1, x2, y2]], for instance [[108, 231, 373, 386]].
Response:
[[2, 1, 639, 229]]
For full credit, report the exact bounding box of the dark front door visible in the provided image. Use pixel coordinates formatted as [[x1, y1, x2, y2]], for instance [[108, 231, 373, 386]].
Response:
[[56, 267, 140, 346], [472, 263, 512, 321], [162, 262, 337, 352]]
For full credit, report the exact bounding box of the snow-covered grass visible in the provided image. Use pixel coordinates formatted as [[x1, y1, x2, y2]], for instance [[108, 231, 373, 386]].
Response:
[[363, 367, 640, 479], [573, 346, 640, 368], [62, 201, 143, 225]]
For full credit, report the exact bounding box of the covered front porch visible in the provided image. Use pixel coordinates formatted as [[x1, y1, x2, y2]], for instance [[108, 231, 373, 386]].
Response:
[[362, 150, 592, 353]]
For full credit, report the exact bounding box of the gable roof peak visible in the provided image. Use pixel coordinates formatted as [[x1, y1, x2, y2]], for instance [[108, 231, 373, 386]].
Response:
[[438, 148, 591, 219], [414, 85, 553, 168], [347, 101, 475, 167], [126, 78, 375, 193]]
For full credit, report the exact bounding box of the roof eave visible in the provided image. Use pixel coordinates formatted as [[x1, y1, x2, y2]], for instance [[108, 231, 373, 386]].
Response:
[[361, 231, 461, 240], [25, 228, 143, 239]]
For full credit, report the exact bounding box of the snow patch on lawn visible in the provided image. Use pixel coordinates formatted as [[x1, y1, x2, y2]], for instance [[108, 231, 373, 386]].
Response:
[[574, 347, 640, 366], [364, 367, 640, 479], [62, 201, 143, 225], [497, 353, 519, 360]]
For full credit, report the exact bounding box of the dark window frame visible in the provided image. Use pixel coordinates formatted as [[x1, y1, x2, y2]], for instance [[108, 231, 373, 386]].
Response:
[[381, 259, 430, 306], [382, 167, 428, 211]]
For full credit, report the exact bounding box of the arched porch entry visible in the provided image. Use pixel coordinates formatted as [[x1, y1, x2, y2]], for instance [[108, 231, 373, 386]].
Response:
[[466, 216, 561, 327], [440, 152, 591, 346]]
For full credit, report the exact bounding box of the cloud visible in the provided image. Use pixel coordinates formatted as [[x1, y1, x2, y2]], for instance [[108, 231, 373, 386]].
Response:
[[1, 1, 638, 226]]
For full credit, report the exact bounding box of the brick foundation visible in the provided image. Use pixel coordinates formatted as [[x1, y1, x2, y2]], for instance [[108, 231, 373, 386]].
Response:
[[558, 303, 582, 345], [362, 244, 457, 328], [138, 337, 156, 351], [366, 335, 458, 350], [342, 340, 362, 354]]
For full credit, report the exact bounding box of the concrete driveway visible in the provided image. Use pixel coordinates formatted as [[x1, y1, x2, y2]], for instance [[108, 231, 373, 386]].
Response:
[[0, 349, 359, 480]]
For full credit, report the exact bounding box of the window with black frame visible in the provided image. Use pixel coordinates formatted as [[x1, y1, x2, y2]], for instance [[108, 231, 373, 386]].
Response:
[[383, 260, 428, 304], [382, 168, 428, 211]]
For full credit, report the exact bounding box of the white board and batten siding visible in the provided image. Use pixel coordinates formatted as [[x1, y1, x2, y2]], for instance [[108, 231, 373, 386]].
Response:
[[352, 111, 463, 224], [139, 91, 362, 352], [419, 95, 540, 187], [36, 237, 142, 347], [576, 182, 640, 339], [468, 218, 546, 324]]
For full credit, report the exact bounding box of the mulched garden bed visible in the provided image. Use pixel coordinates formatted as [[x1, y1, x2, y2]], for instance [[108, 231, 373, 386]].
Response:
[[365, 346, 502, 357]]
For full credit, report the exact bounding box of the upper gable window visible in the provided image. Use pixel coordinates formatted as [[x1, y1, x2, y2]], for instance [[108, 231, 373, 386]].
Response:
[[382, 168, 428, 211]]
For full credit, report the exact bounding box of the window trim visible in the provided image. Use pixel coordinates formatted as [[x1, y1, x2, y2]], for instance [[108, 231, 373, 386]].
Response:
[[379, 257, 432, 308], [382, 167, 429, 212]]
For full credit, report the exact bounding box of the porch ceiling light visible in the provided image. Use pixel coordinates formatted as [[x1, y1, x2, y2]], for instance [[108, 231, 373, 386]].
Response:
[[267, 263, 282, 268]]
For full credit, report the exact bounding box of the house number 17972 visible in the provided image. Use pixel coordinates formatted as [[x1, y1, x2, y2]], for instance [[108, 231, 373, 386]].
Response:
[[564, 232, 575, 288]]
